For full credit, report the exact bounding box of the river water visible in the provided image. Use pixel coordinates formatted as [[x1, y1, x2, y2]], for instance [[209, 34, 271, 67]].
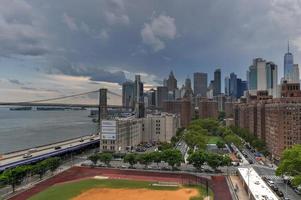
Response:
[[0, 107, 99, 154]]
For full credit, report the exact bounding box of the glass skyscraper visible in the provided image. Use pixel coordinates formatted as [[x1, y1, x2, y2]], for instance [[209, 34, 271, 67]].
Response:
[[284, 43, 294, 81]]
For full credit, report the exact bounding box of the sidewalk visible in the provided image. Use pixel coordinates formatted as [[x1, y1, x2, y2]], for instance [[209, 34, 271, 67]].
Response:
[[230, 176, 249, 200]]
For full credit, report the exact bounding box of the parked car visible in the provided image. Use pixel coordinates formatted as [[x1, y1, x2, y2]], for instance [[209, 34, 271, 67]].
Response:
[[54, 146, 61, 150], [276, 190, 284, 197], [294, 188, 301, 195]]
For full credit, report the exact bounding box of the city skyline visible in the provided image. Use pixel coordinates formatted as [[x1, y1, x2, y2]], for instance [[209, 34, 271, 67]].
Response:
[[1, 0, 301, 105]]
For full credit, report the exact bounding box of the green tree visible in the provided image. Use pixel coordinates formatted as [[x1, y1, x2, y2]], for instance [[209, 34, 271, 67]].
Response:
[[216, 140, 225, 149], [224, 134, 242, 148], [184, 130, 207, 150], [88, 154, 99, 166], [187, 150, 207, 171], [33, 160, 48, 180], [124, 153, 138, 168], [218, 111, 226, 122], [2, 166, 29, 192], [162, 149, 183, 170], [158, 142, 173, 151], [221, 155, 232, 167], [206, 153, 222, 170], [150, 151, 162, 166], [138, 153, 153, 168], [99, 153, 113, 166], [276, 144, 301, 186], [47, 157, 61, 174]]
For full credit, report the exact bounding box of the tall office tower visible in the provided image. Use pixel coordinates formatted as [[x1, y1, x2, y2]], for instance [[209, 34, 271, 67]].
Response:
[[148, 89, 156, 106], [266, 62, 278, 97], [292, 64, 300, 83], [184, 76, 194, 98], [284, 42, 294, 82], [247, 64, 257, 91], [225, 76, 230, 96], [166, 71, 177, 92], [122, 81, 135, 108], [193, 72, 208, 97], [134, 75, 144, 118], [229, 73, 237, 98], [213, 68, 221, 96], [237, 79, 247, 98], [156, 86, 168, 108]]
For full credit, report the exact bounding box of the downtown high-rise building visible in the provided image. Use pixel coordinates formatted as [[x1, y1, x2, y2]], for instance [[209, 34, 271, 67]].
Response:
[[229, 72, 237, 98], [122, 81, 135, 108], [156, 86, 168, 108], [284, 43, 294, 82], [193, 72, 207, 97], [225, 76, 230, 96], [166, 71, 177, 92], [247, 58, 278, 97], [213, 68, 221, 96]]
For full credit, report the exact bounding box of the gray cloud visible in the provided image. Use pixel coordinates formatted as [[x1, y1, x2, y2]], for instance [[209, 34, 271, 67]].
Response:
[[48, 65, 127, 85], [9, 79, 24, 85], [2, 0, 301, 87]]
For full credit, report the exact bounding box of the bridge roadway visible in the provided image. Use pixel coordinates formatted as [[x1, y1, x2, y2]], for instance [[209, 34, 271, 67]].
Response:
[[0, 102, 129, 109], [0, 135, 100, 171]]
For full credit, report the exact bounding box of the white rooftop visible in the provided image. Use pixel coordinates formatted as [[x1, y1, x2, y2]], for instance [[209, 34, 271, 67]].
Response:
[[238, 167, 279, 200]]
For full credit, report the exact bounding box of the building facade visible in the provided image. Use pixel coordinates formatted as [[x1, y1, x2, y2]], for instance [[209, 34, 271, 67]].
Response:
[[194, 72, 207, 97], [213, 69, 221, 96], [198, 98, 219, 119]]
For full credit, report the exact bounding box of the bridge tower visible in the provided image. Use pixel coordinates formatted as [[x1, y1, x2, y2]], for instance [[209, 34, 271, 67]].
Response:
[[98, 88, 108, 122]]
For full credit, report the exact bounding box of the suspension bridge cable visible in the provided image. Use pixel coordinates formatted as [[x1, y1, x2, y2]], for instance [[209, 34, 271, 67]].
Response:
[[18, 90, 99, 104]]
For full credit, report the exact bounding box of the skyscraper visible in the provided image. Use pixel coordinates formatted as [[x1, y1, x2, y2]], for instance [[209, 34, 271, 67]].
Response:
[[284, 42, 294, 82], [166, 71, 177, 92], [184, 76, 193, 98], [292, 64, 300, 83], [193, 72, 207, 97], [156, 86, 168, 108], [225, 76, 230, 96], [229, 73, 237, 98], [266, 62, 278, 97], [134, 75, 144, 118], [247, 58, 278, 97], [237, 79, 247, 98], [213, 68, 221, 96], [122, 81, 135, 108]]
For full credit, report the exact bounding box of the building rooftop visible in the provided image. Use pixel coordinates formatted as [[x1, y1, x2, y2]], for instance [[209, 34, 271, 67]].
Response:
[[238, 167, 279, 200]]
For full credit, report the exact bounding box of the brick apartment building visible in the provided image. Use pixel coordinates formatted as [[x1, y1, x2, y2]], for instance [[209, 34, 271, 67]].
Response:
[[232, 83, 301, 160]]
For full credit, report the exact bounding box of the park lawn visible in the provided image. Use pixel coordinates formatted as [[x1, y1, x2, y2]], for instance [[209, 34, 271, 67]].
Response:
[[29, 178, 213, 200], [206, 136, 224, 144]]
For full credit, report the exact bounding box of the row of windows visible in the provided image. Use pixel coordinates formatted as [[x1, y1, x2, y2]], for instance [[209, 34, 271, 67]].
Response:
[[102, 140, 115, 144], [102, 146, 115, 150]]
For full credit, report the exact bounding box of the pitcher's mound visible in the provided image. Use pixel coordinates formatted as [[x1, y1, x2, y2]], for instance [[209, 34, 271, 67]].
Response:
[[73, 188, 198, 200]]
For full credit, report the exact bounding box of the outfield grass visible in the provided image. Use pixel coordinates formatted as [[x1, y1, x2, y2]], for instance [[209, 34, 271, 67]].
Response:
[[29, 179, 213, 200], [206, 136, 224, 144]]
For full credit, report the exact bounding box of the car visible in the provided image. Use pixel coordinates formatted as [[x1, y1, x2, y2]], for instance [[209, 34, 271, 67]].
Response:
[[90, 138, 94, 141], [79, 138, 84, 142], [23, 153, 32, 159], [276, 190, 284, 197], [54, 146, 61, 150], [28, 148, 38, 153], [294, 188, 301, 195]]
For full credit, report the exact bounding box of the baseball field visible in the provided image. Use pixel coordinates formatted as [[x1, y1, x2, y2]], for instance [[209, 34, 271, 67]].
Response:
[[28, 178, 212, 200]]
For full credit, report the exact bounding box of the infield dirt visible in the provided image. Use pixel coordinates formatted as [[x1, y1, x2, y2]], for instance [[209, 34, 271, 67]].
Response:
[[72, 188, 199, 200]]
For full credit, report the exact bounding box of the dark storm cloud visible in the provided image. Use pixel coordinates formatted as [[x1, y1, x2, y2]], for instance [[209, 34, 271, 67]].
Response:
[[9, 79, 24, 85], [49, 65, 127, 85], [3, 0, 301, 84]]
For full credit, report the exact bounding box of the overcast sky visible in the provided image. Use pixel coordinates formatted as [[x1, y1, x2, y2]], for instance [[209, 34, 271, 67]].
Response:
[[1, 0, 301, 105]]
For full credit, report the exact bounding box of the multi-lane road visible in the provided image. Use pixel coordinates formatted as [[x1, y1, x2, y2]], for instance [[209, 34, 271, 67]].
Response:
[[0, 134, 100, 171]]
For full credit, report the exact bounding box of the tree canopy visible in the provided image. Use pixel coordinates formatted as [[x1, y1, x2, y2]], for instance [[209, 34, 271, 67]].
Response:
[[276, 144, 301, 186]]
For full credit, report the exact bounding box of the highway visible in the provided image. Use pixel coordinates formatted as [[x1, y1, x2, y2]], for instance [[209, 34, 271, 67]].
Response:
[[0, 135, 100, 171]]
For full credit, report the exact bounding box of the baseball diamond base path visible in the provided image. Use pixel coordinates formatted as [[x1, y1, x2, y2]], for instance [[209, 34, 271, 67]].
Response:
[[9, 166, 232, 200], [72, 188, 199, 200]]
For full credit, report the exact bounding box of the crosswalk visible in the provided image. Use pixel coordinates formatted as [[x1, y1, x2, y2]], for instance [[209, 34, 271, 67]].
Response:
[[262, 175, 283, 181]]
